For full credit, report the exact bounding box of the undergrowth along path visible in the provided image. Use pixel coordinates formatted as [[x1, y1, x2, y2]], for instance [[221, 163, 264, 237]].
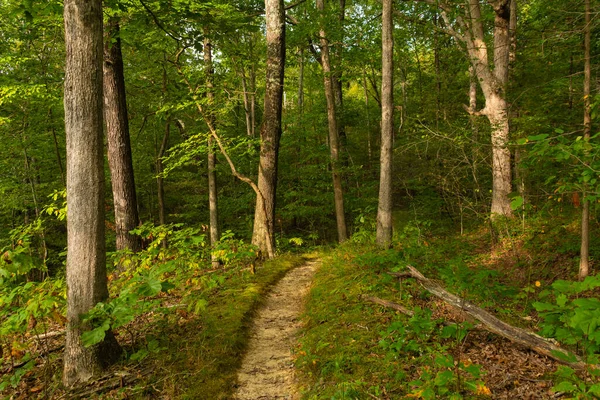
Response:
[[233, 258, 319, 400]]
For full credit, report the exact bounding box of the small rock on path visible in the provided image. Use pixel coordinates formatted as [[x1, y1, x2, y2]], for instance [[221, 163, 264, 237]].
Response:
[[233, 259, 319, 400]]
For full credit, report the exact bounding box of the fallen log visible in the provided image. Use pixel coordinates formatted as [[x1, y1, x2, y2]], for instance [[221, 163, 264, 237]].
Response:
[[389, 265, 588, 370]]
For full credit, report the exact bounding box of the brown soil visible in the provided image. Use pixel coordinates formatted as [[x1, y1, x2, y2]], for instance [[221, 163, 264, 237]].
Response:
[[233, 259, 319, 400]]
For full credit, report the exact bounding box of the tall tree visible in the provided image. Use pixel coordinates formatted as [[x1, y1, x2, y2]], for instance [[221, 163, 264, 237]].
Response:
[[376, 0, 394, 248], [204, 32, 220, 267], [426, 0, 514, 217], [63, 0, 120, 386], [104, 17, 141, 253], [317, 0, 348, 243], [251, 0, 286, 257], [580, 0, 592, 280]]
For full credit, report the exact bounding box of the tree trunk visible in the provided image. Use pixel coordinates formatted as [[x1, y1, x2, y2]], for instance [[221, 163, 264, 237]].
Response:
[[298, 47, 304, 113], [390, 266, 588, 370], [157, 119, 169, 248], [104, 18, 141, 253], [63, 0, 120, 386], [240, 64, 253, 138], [580, 0, 591, 280], [376, 0, 394, 248], [317, 0, 348, 243], [465, 0, 513, 217], [509, 0, 517, 65], [251, 0, 285, 257], [204, 33, 220, 267]]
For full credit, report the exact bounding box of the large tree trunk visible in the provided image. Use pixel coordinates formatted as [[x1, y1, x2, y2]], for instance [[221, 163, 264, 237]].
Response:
[[465, 0, 513, 217], [104, 18, 141, 253], [251, 0, 285, 257], [317, 0, 348, 243], [63, 0, 121, 386], [376, 0, 394, 248], [580, 0, 592, 280], [204, 33, 220, 267]]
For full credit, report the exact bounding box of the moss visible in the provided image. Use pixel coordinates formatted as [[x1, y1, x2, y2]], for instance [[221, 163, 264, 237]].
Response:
[[133, 254, 306, 399]]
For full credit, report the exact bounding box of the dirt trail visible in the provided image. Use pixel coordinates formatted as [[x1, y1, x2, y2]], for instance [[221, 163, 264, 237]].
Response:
[[233, 259, 319, 400]]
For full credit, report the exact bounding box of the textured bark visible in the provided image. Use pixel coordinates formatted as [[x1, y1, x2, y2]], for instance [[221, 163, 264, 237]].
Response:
[[204, 33, 220, 266], [63, 0, 120, 386], [297, 48, 304, 112], [104, 18, 141, 253], [376, 0, 394, 248], [509, 0, 517, 64], [317, 0, 348, 243], [465, 0, 513, 217], [251, 0, 285, 257], [580, 0, 591, 280]]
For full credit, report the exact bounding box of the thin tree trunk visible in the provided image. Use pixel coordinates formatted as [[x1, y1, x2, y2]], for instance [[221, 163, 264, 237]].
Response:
[[580, 0, 591, 280], [240, 64, 253, 138], [376, 0, 394, 248], [509, 0, 517, 65], [104, 18, 141, 253], [362, 68, 372, 169], [333, 0, 347, 165], [250, 63, 256, 137], [63, 0, 121, 386], [434, 13, 441, 127], [157, 120, 169, 248], [298, 47, 304, 113], [48, 108, 66, 186], [251, 0, 285, 257], [317, 0, 348, 243], [204, 33, 220, 267]]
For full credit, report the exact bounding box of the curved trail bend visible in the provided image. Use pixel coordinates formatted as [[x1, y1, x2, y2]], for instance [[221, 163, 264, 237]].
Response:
[[233, 258, 319, 400]]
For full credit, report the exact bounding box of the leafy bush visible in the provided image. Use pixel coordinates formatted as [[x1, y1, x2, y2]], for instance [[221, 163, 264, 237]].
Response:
[[534, 275, 600, 396]]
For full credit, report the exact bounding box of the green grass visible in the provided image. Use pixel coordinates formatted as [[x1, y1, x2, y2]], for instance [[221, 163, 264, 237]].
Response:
[[122, 253, 307, 399], [295, 243, 491, 399]]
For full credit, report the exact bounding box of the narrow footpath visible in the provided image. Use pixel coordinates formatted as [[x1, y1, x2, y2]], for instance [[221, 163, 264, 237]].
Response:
[[233, 258, 320, 400]]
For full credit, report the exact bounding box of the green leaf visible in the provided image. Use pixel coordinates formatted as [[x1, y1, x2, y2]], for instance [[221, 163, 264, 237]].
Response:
[[528, 133, 550, 141], [434, 370, 454, 387], [510, 196, 524, 211], [138, 276, 162, 297], [552, 380, 577, 393], [434, 353, 454, 368], [81, 321, 110, 347]]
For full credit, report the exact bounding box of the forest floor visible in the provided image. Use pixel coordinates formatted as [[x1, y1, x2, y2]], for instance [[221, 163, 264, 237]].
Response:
[[233, 258, 319, 399]]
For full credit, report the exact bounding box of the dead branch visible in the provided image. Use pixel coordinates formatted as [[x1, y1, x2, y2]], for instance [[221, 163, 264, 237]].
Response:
[[363, 295, 480, 329], [363, 295, 414, 316], [31, 330, 65, 341], [390, 266, 588, 369]]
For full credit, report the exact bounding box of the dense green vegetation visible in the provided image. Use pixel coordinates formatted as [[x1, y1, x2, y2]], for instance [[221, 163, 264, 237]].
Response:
[[1, 0, 600, 397]]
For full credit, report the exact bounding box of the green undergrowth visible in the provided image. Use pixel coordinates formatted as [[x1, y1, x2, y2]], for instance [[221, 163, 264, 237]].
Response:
[[126, 253, 308, 399], [296, 243, 490, 399], [296, 212, 600, 399], [0, 214, 308, 399]]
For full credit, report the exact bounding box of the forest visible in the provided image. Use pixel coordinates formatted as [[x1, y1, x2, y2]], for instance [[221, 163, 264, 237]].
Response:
[[1, 0, 599, 398]]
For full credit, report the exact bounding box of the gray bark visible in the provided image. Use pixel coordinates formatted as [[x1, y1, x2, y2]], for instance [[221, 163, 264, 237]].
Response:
[[376, 0, 394, 248], [104, 18, 141, 253], [463, 0, 513, 217], [63, 0, 120, 386], [204, 33, 220, 267], [580, 0, 591, 280], [251, 0, 285, 257], [317, 0, 348, 243]]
